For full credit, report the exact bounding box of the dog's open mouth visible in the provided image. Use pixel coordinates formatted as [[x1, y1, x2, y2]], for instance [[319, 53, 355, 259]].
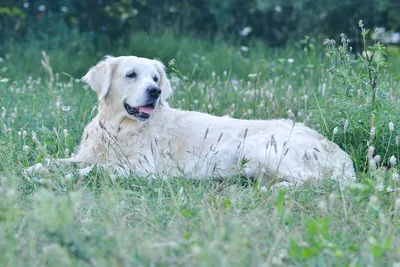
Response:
[[124, 102, 156, 120]]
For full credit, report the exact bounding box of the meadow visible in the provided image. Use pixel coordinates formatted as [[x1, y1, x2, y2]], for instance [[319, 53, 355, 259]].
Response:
[[1, 26, 400, 266]]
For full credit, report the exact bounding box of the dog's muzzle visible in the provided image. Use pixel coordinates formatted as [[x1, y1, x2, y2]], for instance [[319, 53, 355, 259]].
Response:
[[124, 101, 157, 121], [124, 86, 161, 121]]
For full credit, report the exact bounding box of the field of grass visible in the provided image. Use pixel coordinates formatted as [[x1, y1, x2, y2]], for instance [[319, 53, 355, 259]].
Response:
[[1, 29, 400, 266]]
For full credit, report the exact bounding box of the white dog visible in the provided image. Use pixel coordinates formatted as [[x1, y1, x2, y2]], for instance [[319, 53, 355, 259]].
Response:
[[26, 56, 355, 186]]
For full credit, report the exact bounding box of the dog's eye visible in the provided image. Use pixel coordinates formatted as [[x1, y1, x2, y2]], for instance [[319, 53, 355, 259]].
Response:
[[126, 72, 137, 79], [153, 76, 159, 82]]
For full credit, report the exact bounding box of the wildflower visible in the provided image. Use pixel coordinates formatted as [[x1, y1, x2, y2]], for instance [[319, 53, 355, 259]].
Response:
[[389, 122, 394, 132], [64, 148, 70, 157], [328, 193, 338, 207], [391, 32, 400, 44], [32, 131, 40, 145], [240, 46, 249, 52], [23, 130, 27, 140], [376, 183, 384, 192], [393, 171, 399, 182], [38, 4, 46, 11], [374, 154, 381, 164], [370, 126, 376, 138], [321, 83, 326, 96], [371, 113, 375, 128], [390, 155, 397, 167], [333, 126, 338, 135], [317, 200, 327, 213], [344, 119, 349, 133], [2, 124, 7, 136], [18, 131, 21, 137], [287, 85, 293, 96], [1, 107, 5, 120], [22, 145, 30, 151], [287, 58, 295, 64], [368, 146, 375, 158], [395, 198, 400, 210], [223, 70, 228, 77], [62, 105, 71, 112], [61, 6, 68, 12], [248, 73, 257, 78], [211, 71, 216, 79], [63, 129, 68, 137], [260, 186, 267, 193], [11, 107, 17, 119], [368, 157, 377, 171], [274, 5, 282, 12], [23, 2, 29, 8], [359, 20, 363, 28], [239, 26, 252, 37]]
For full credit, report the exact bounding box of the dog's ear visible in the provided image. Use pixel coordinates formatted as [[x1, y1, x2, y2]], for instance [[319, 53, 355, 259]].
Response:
[[153, 59, 173, 103], [82, 56, 116, 100]]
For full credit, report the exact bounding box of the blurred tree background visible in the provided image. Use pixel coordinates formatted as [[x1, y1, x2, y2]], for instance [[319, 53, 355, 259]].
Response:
[[1, 0, 400, 46]]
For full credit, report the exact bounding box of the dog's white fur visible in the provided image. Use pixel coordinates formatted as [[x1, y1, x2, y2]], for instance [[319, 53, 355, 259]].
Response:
[[26, 56, 355, 185]]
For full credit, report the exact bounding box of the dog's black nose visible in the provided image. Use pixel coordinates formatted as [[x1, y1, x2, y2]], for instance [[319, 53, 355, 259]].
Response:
[[147, 86, 161, 98]]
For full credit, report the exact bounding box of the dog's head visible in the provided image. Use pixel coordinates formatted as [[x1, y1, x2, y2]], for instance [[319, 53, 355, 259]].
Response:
[[82, 56, 172, 121]]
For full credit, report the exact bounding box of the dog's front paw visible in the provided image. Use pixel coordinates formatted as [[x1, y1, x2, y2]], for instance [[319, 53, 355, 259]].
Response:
[[23, 162, 50, 176]]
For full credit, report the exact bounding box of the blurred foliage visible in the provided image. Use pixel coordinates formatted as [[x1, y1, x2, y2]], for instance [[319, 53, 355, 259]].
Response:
[[1, 0, 400, 46]]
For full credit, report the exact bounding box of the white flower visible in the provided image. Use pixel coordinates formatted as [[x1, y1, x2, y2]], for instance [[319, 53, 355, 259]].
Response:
[[239, 27, 252, 37], [260, 186, 267, 193], [248, 73, 257, 78], [391, 32, 400, 44], [333, 126, 338, 135], [368, 146, 375, 158], [240, 46, 249, 52], [274, 5, 282, 12], [62, 105, 71, 112], [61, 6, 68, 12], [23, 2, 29, 8], [370, 126, 376, 138], [376, 183, 384, 192], [317, 200, 327, 213], [374, 154, 381, 164], [38, 5, 46, 11], [344, 119, 349, 133], [389, 122, 394, 132], [390, 155, 397, 166], [287, 58, 295, 64], [393, 171, 399, 182], [63, 129, 68, 137], [32, 131, 39, 144]]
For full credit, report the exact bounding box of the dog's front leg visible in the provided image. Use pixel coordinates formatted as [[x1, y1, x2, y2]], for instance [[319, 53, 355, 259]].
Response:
[[24, 157, 82, 175]]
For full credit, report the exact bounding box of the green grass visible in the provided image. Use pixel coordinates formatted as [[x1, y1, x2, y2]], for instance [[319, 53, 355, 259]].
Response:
[[1, 29, 400, 266]]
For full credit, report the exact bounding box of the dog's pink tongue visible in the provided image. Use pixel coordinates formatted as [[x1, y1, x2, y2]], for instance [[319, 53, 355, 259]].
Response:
[[138, 106, 154, 115]]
